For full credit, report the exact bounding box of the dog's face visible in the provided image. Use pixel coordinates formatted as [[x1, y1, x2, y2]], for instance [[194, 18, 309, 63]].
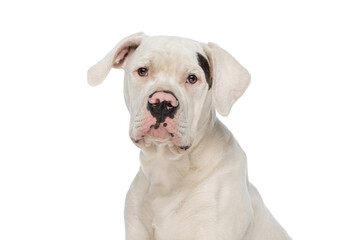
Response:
[[123, 37, 213, 153], [88, 33, 250, 154]]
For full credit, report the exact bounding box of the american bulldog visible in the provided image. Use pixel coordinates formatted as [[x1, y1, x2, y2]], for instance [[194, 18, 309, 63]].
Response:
[[87, 33, 291, 240]]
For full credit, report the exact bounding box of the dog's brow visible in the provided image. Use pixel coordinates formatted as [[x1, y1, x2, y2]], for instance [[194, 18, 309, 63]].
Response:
[[196, 53, 212, 89]]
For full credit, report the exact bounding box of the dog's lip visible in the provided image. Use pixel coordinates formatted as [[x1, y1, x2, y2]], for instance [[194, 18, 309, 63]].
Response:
[[131, 138, 192, 154], [147, 125, 173, 139], [131, 124, 170, 143], [131, 126, 191, 153]]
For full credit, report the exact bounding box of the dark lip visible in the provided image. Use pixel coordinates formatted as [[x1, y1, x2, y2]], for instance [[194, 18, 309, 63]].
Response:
[[179, 145, 191, 151]]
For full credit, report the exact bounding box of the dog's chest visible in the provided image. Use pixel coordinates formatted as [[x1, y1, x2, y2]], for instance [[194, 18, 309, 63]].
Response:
[[138, 179, 218, 240], [137, 149, 222, 239], [139, 185, 187, 237]]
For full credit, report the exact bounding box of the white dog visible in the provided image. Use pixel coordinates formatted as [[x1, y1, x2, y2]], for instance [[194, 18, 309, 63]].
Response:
[[88, 33, 291, 240]]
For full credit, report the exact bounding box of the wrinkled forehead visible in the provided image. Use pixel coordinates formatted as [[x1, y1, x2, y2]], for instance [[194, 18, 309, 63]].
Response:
[[128, 36, 206, 69]]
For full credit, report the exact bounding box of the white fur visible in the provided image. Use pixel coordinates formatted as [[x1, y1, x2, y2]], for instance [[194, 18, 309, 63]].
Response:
[[88, 33, 291, 240]]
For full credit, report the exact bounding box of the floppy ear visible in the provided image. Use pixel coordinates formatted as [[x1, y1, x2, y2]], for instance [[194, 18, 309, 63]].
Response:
[[204, 42, 251, 116], [87, 32, 147, 86]]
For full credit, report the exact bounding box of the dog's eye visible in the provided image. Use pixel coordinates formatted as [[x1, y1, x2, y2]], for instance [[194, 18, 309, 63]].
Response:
[[187, 75, 198, 84], [137, 68, 148, 77]]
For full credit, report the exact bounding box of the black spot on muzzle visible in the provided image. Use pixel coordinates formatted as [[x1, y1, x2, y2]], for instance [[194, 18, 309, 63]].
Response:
[[147, 91, 179, 129]]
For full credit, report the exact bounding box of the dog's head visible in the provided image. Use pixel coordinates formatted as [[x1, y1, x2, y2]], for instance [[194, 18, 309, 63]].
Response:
[[88, 33, 250, 154]]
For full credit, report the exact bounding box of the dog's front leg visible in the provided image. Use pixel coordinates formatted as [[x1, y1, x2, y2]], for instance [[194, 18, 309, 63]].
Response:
[[124, 208, 151, 240], [124, 170, 152, 240]]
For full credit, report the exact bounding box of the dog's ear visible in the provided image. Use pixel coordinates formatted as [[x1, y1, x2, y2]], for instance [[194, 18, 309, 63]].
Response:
[[203, 42, 250, 116], [87, 32, 147, 86]]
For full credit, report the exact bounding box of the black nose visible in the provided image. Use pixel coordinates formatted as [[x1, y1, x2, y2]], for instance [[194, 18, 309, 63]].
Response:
[[147, 91, 179, 124]]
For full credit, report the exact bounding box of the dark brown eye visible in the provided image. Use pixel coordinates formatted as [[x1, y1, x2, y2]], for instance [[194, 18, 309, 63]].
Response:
[[187, 74, 198, 84], [137, 68, 148, 77]]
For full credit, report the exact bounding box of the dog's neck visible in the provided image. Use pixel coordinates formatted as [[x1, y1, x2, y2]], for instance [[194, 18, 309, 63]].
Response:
[[139, 109, 236, 193]]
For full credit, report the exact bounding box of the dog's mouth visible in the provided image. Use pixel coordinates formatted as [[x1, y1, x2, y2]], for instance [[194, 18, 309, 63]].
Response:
[[148, 123, 173, 138], [130, 112, 191, 153]]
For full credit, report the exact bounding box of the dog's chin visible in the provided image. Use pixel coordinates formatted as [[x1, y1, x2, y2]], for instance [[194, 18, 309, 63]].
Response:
[[131, 126, 191, 155], [148, 126, 171, 139]]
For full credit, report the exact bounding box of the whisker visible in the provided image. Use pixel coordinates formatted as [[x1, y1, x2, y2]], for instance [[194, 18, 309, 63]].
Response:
[[176, 124, 187, 129], [134, 119, 144, 123], [134, 125, 143, 130], [176, 130, 186, 135]]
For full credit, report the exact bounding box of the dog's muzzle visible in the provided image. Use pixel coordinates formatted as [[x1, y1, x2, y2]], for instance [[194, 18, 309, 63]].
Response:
[[147, 91, 179, 128]]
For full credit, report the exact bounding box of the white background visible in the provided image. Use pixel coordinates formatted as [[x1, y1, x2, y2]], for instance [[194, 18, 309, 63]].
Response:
[[1, 0, 359, 239]]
